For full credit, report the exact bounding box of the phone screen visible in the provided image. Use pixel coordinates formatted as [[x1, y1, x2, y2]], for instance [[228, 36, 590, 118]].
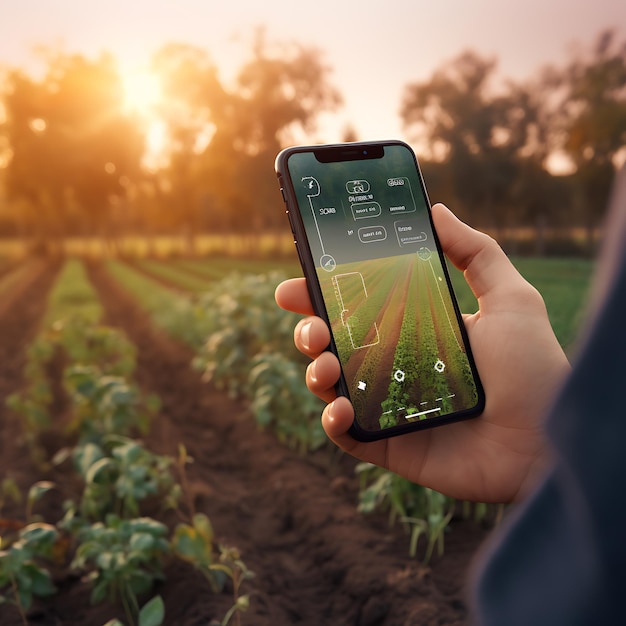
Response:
[[278, 141, 483, 439]]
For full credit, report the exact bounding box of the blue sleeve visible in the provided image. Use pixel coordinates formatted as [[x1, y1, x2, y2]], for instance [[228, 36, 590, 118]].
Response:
[[473, 170, 626, 626]]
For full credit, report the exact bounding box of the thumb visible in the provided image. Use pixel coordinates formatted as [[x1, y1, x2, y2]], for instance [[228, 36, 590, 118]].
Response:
[[432, 203, 533, 307]]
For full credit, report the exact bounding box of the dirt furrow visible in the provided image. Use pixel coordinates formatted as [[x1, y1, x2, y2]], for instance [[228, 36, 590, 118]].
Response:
[[85, 259, 480, 626], [0, 258, 61, 512]]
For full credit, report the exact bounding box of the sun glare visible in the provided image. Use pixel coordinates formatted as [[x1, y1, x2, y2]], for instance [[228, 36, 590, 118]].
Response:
[[546, 150, 576, 176], [143, 120, 169, 171], [120, 67, 168, 167], [121, 68, 162, 114]]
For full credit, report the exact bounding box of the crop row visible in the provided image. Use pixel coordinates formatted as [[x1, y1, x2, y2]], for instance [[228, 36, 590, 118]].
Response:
[[351, 262, 411, 420], [8, 250, 581, 589], [324, 257, 403, 367], [379, 263, 421, 426], [103, 256, 481, 558], [104, 260, 326, 454], [103, 252, 594, 563], [423, 259, 479, 410], [1, 260, 252, 626]]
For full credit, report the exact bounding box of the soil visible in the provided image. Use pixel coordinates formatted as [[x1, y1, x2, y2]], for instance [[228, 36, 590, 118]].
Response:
[[0, 257, 492, 626]]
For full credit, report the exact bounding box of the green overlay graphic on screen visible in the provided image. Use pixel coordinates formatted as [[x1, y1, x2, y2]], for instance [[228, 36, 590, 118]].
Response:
[[287, 145, 479, 433]]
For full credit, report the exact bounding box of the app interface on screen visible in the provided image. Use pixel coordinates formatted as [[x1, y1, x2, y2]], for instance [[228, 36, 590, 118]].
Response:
[[287, 144, 479, 432]]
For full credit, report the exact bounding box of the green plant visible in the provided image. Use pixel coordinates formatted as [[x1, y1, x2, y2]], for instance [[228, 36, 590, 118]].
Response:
[[192, 271, 303, 398], [0, 523, 58, 623], [402, 489, 455, 563], [0, 482, 64, 623], [25, 481, 56, 523], [72, 514, 169, 626], [5, 335, 56, 455], [5, 309, 249, 625], [0, 481, 57, 545], [214, 545, 253, 626], [107, 266, 325, 454], [104, 596, 165, 626], [64, 366, 159, 440], [172, 513, 253, 626], [57, 318, 137, 378], [103, 595, 165, 626], [171, 513, 225, 592], [248, 352, 326, 453], [6, 257, 115, 455], [356, 463, 456, 563], [5, 388, 52, 443], [110, 439, 180, 517], [69, 437, 180, 521], [0, 478, 22, 516], [186, 271, 327, 453], [6, 318, 140, 461]]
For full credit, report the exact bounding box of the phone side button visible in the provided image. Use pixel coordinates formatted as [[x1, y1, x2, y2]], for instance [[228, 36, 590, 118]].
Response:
[[280, 187, 287, 203], [285, 210, 296, 235], [294, 241, 306, 267]]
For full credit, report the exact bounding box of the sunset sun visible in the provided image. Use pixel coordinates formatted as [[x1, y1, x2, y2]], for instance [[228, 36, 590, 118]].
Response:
[[120, 67, 167, 166], [121, 67, 162, 114]]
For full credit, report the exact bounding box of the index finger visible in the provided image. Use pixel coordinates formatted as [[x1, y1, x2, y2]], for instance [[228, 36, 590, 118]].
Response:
[[275, 277, 315, 316], [432, 203, 534, 307]]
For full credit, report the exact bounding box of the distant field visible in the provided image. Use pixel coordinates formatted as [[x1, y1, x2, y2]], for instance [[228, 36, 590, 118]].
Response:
[[43, 258, 103, 325], [0, 233, 597, 349], [110, 253, 591, 352], [0, 233, 298, 259], [102, 253, 593, 352], [448, 257, 594, 350], [0, 231, 593, 351], [125, 257, 301, 293]]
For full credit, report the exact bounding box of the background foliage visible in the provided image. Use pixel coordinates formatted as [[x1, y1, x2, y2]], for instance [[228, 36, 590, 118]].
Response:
[[0, 30, 624, 254]]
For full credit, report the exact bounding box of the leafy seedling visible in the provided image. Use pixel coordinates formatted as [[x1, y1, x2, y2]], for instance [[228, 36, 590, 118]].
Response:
[[72, 514, 169, 626], [0, 523, 59, 624]]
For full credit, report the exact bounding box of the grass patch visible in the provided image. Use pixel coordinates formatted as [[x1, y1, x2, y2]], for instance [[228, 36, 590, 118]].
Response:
[[133, 258, 301, 293], [448, 256, 593, 350], [173, 257, 302, 278], [43, 258, 103, 326], [134, 259, 214, 293], [106, 260, 182, 313]]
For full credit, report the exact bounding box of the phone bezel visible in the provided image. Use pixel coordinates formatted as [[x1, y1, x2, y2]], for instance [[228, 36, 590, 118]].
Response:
[[276, 140, 484, 441]]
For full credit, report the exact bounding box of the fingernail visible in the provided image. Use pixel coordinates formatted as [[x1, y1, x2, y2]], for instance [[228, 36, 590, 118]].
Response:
[[326, 399, 335, 420], [300, 321, 312, 351], [309, 359, 317, 383]]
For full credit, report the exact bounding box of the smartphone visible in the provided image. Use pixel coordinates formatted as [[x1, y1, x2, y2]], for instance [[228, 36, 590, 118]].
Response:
[[276, 140, 484, 441]]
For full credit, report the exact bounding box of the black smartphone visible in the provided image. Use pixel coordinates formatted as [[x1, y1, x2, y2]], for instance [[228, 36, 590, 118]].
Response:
[[276, 140, 484, 441]]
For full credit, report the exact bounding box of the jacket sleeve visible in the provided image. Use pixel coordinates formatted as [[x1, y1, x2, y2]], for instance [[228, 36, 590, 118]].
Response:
[[473, 166, 626, 626]]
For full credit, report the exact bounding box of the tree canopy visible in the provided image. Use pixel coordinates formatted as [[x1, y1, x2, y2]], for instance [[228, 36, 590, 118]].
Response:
[[0, 29, 624, 253], [400, 30, 626, 245]]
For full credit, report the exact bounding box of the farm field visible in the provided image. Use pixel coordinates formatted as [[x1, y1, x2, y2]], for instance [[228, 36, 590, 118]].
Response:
[[320, 254, 478, 433], [0, 252, 593, 626], [447, 256, 593, 351]]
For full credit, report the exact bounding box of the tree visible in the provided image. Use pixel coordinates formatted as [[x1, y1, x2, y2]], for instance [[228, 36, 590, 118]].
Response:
[[559, 30, 626, 248], [149, 43, 224, 243], [0, 51, 144, 244], [151, 33, 341, 235], [225, 32, 341, 230], [400, 51, 551, 233]]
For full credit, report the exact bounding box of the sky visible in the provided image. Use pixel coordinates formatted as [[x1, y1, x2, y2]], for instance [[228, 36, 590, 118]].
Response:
[[1, 0, 625, 142]]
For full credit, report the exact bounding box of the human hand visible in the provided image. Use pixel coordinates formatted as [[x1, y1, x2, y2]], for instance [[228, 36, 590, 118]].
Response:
[[275, 204, 571, 503]]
